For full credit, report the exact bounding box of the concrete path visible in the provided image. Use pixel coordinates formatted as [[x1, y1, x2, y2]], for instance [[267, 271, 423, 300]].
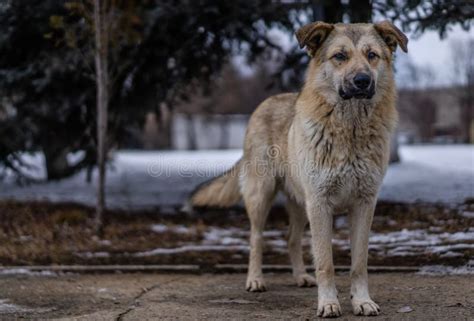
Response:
[[0, 273, 472, 320]]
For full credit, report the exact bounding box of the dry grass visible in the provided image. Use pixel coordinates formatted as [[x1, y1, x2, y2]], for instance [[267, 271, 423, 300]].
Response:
[[0, 200, 472, 267]]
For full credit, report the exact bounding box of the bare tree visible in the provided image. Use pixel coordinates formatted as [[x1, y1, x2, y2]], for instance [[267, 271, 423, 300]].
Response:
[[451, 39, 474, 143], [93, 0, 109, 234]]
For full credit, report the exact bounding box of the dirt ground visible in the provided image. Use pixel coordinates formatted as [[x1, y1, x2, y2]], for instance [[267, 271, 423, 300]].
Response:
[[0, 272, 472, 320]]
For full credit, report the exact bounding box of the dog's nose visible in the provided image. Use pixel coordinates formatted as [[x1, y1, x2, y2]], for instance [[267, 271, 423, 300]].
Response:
[[353, 73, 371, 90]]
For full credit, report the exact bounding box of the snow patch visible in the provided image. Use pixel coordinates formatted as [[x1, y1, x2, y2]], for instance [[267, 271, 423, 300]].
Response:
[[136, 224, 473, 259], [151, 224, 168, 233], [461, 211, 474, 219], [0, 299, 33, 314], [134, 244, 249, 256], [367, 228, 474, 257], [0, 299, 52, 314], [75, 252, 110, 259], [151, 224, 194, 234], [2, 145, 472, 208], [0, 269, 56, 277], [417, 264, 474, 275]]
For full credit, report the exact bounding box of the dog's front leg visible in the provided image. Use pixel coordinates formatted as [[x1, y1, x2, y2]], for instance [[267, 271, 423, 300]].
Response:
[[349, 199, 380, 316], [307, 200, 341, 318]]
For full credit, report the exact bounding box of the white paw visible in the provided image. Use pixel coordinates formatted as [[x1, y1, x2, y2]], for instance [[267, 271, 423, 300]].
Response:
[[295, 273, 317, 287], [246, 277, 267, 292], [352, 298, 380, 316], [317, 301, 342, 318]]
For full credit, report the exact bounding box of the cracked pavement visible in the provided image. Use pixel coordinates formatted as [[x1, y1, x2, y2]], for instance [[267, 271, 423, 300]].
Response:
[[0, 273, 472, 320]]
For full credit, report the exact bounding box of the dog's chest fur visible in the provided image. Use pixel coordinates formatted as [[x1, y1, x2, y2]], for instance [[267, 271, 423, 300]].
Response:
[[286, 100, 393, 209]]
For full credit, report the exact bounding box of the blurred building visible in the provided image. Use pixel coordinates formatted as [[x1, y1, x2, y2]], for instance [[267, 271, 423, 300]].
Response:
[[398, 87, 472, 144], [171, 114, 249, 150], [140, 62, 473, 150], [142, 61, 278, 150]]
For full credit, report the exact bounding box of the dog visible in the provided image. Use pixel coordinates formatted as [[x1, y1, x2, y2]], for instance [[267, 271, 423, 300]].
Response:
[[189, 21, 407, 318]]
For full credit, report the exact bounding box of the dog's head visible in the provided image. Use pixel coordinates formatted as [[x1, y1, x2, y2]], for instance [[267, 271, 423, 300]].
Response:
[[296, 21, 408, 103]]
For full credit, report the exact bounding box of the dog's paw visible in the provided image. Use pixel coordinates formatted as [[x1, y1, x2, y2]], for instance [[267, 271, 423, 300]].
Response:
[[351, 299, 380, 316], [246, 277, 267, 292], [295, 273, 317, 287], [317, 301, 342, 318]]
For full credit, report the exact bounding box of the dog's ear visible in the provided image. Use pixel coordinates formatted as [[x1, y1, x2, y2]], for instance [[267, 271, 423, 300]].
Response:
[[296, 21, 334, 56], [374, 21, 408, 53]]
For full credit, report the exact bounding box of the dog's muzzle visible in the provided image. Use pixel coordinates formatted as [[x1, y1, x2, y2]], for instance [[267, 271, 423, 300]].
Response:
[[339, 73, 375, 100]]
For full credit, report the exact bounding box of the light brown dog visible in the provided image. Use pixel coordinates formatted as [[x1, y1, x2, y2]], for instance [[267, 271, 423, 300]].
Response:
[[189, 21, 407, 318]]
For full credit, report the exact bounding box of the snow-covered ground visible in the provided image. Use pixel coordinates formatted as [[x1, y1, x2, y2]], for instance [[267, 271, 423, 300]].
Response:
[[0, 145, 472, 209], [0, 298, 52, 314], [128, 224, 474, 261], [71, 222, 474, 274], [380, 145, 473, 204]]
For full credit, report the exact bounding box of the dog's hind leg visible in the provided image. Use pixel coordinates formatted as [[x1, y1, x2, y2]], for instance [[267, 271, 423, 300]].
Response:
[[285, 199, 316, 287], [242, 173, 276, 292]]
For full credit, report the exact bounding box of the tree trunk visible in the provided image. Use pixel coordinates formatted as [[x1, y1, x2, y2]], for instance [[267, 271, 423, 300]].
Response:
[[311, 0, 343, 23], [218, 116, 230, 150], [158, 102, 172, 149], [94, 0, 109, 235], [143, 112, 160, 149], [348, 0, 372, 23], [460, 100, 473, 143], [186, 114, 197, 150], [43, 147, 69, 180], [86, 166, 93, 184], [460, 83, 473, 143], [389, 133, 400, 163]]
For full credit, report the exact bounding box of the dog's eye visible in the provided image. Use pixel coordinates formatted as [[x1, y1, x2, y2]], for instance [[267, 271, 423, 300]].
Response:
[[367, 51, 378, 60], [333, 53, 347, 61]]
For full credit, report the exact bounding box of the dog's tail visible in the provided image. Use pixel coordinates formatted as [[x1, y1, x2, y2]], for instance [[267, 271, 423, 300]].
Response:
[[184, 159, 242, 211]]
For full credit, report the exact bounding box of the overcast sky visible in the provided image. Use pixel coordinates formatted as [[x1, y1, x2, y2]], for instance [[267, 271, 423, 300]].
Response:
[[398, 25, 473, 87]]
